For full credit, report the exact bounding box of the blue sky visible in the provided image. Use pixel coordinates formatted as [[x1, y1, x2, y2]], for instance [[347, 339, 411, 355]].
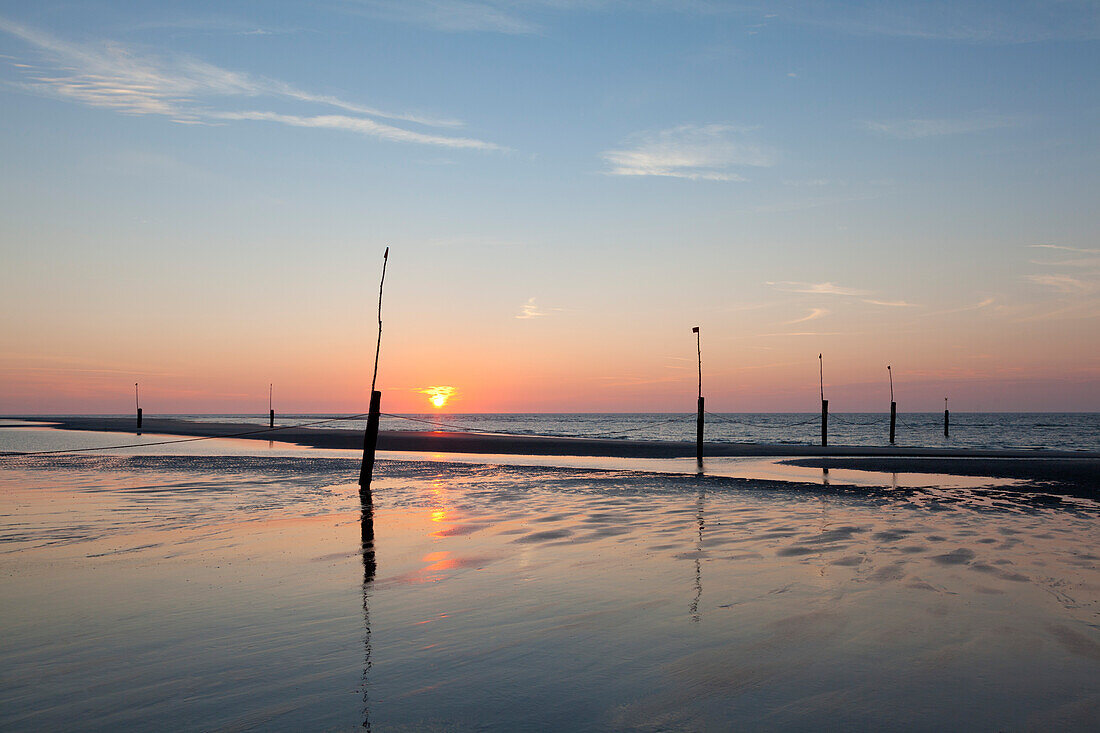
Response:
[[1, 1, 1098, 412]]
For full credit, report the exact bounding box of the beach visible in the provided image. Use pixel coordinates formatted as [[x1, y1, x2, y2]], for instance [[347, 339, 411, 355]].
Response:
[[1, 422, 1099, 730]]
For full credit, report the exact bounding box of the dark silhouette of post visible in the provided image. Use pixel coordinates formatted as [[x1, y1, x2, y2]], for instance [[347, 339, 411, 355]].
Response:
[[944, 397, 950, 438], [268, 383, 274, 428], [360, 500, 376, 730], [359, 390, 382, 493], [888, 365, 896, 445], [359, 248, 389, 498], [693, 326, 703, 464], [889, 402, 896, 445], [819, 354, 827, 447], [135, 382, 142, 431]]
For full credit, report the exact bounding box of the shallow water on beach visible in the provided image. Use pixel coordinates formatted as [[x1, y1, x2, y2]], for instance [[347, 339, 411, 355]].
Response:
[[2, 450, 1099, 730]]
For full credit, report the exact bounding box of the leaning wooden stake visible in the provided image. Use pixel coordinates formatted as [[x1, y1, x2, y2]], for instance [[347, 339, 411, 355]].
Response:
[[359, 248, 389, 498], [888, 365, 896, 445], [693, 326, 703, 464]]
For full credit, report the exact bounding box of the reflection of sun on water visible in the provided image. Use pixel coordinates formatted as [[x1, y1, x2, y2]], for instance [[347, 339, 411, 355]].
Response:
[[419, 385, 456, 409]]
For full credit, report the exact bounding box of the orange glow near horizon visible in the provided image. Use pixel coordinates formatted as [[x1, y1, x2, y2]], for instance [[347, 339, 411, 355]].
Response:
[[420, 385, 456, 409]]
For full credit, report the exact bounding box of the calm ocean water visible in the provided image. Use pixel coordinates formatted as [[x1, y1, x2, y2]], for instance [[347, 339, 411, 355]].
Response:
[[162, 412, 1100, 452]]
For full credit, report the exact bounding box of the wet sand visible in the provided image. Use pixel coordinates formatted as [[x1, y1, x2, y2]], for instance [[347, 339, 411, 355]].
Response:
[[1, 453, 1098, 730], [13, 416, 1100, 488], [786, 456, 1100, 488]]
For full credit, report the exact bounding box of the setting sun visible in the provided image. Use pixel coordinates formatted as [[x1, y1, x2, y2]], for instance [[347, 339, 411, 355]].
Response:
[[419, 385, 456, 409]]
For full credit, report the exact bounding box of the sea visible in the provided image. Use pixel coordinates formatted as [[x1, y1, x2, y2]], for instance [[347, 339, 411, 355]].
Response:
[[159, 412, 1100, 452]]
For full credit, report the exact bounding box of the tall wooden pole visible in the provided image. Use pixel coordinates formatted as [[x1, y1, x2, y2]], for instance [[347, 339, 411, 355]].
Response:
[[693, 326, 703, 464], [888, 365, 896, 445], [819, 354, 827, 447], [359, 248, 389, 498], [269, 383, 274, 428], [135, 382, 142, 431]]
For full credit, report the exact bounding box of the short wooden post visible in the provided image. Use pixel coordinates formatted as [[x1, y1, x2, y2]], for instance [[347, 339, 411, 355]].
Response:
[[269, 409, 274, 428], [135, 382, 141, 430], [269, 383, 274, 428], [944, 398, 950, 438], [696, 396, 704, 462], [358, 390, 382, 497], [136, 407, 142, 431], [821, 399, 828, 447], [887, 365, 895, 445]]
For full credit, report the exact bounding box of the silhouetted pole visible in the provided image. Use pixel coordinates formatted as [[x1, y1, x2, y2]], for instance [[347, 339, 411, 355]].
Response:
[[888, 365, 896, 445], [269, 383, 274, 428], [944, 397, 950, 438], [359, 247, 389, 498], [693, 326, 703, 464], [135, 382, 142, 431], [360, 502, 376, 729], [819, 354, 828, 447]]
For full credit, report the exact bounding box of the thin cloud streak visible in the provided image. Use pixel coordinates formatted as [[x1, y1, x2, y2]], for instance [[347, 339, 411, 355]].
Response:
[[862, 298, 918, 307], [785, 308, 828, 325], [0, 16, 493, 149], [921, 297, 996, 317], [516, 297, 545, 319], [756, 331, 855, 337], [1028, 274, 1096, 294], [601, 124, 773, 181], [214, 111, 504, 150], [1030, 244, 1100, 254], [766, 281, 867, 296]]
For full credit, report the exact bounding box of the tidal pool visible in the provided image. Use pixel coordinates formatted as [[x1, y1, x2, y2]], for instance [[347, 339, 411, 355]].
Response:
[[1, 453, 1098, 730]]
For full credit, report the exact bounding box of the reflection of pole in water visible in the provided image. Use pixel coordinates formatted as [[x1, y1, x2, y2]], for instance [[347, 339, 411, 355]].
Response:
[[361, 500, 376, 730], [689, 485, 705, 622]]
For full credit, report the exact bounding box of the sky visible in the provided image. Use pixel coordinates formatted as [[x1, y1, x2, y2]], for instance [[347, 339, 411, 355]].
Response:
[[1, 0, 1098, 414]]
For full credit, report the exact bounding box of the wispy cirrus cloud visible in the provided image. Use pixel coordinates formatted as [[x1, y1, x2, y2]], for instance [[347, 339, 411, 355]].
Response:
[[213, 111, 500, 150], [767, 281, 921, 309], [861, 114, 1019, 139], [1028, 244, 1100, 268], [0, 16, 498, 150], [1022, 243, 1100, 320], [602, 124, 774, 181], [517, 297, 544, 319], [921, 297, 996, 317], [1030, 244, 1100, 254], [756, 331, 855, 337], [1028, 274, 1096, 294], [785, 308, 829, 325], [766, 281, 866, 296], [862, 298, 918, 307], [516, 297, 559, 319]]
